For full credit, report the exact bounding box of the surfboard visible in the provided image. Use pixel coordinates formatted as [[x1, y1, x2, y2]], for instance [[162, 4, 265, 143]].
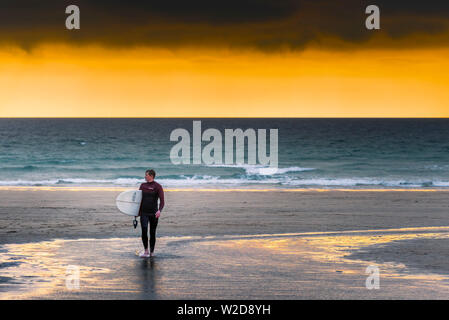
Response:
[[116, 190, 142, 216]]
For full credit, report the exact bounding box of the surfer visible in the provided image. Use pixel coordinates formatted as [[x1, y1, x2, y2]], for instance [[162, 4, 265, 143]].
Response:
[[138, 169, 165, 258]]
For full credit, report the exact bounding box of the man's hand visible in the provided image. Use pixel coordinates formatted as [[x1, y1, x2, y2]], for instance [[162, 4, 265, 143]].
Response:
[[155, 210, 161, 218]]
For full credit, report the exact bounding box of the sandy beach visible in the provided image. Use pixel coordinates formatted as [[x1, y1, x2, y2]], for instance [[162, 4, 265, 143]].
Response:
[[1, 188, 449, 299], [2, 189, 449, 243]]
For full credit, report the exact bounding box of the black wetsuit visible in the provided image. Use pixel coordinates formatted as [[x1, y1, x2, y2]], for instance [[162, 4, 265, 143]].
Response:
[[139, 181, 165, 252]]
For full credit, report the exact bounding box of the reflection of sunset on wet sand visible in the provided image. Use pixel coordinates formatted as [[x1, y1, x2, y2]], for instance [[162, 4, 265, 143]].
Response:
[[2, 189, 449, 299], [2, 226, 449, 299], [0, 240, 110, 299]]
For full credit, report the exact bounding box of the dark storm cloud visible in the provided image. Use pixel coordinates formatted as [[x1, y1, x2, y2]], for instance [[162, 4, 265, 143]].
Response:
[[0, 0, 448, 50]]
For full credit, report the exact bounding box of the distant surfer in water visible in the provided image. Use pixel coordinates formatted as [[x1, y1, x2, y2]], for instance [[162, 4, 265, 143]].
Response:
[[138, 169, 165, 258]]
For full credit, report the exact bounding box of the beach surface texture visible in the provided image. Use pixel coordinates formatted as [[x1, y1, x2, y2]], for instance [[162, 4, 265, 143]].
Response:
[[1, 188, 449, 299]]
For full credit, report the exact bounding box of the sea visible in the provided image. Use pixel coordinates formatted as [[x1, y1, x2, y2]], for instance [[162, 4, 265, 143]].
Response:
[[0, 118, 448, 189]]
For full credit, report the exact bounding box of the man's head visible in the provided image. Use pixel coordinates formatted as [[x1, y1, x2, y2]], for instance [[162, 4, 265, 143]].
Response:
[[145, 169, 156, 182]]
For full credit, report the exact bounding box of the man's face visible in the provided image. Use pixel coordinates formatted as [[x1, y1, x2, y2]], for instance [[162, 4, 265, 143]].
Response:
[[145, 173, 154, 182]]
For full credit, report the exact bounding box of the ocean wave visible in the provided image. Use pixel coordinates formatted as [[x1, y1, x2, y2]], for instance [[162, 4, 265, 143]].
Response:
[[283, 178, 449, 188], [0, 178, 142, 186], [205, 164, 315, 175], [0, 165, 39, 171], [423, 164, 449, 171], [1, 176, 449, 188], [0, 165, 157, 172]]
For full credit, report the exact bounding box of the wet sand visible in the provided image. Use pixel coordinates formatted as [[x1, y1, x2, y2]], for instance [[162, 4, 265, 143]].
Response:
[[1, 189, 449, 299]]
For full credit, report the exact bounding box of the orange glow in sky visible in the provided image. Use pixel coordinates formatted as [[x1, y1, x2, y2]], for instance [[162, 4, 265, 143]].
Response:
[[1, 45, 448, 117]]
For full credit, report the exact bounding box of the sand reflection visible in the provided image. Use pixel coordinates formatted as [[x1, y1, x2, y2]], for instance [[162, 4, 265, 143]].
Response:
[[1, 226, 449, 299]]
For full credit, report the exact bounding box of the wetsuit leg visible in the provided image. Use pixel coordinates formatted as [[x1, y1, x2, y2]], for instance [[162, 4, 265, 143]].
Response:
[[140, 215, 149, 250], [149, 214, 159, 253]]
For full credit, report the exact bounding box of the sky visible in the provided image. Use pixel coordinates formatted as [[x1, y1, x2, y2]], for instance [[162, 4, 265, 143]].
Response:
[[0, 0, 448, 117]]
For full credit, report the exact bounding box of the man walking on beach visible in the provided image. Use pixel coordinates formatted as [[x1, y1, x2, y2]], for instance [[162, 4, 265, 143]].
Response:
[[138, 169, 164, 258]]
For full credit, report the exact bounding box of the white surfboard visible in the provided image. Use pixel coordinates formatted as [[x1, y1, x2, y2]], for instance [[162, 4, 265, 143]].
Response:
[[116, 190, 142, 217]]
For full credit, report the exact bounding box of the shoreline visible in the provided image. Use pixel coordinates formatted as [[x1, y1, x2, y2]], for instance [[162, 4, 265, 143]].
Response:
[[1, 186, 449, 192]]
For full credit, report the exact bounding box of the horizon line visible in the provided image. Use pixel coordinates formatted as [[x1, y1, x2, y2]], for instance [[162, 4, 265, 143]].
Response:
[[1, 117, 449, 119]]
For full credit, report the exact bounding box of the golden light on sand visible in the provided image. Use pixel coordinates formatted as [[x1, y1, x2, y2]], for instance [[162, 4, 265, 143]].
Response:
[[206, 226, 449, 281], [1, 45, 448, 117], [3, 227, 449, 299], [0, 240, 111, 299]]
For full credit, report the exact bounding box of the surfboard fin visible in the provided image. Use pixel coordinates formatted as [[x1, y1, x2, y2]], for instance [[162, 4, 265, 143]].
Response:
[[133, 217, 138, 229]]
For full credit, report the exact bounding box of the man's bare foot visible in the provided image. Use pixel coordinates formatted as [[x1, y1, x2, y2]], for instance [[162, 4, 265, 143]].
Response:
[[139, 250, 150, 258]]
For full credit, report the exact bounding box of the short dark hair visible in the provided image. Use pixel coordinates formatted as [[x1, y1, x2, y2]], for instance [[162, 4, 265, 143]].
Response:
[[145, 169, 156, 178]]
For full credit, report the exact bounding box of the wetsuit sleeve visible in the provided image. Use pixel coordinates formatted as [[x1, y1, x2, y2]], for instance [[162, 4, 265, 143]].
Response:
[[158, 184, 165, 212]]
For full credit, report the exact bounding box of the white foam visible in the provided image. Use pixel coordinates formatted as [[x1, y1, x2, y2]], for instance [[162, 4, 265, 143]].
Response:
[[1, 176, 449, 188], [205, 164, 315, 175]]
